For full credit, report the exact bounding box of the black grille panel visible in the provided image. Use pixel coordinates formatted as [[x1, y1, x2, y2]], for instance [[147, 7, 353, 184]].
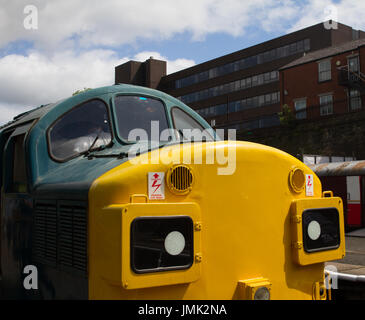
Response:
[[33, 202, 57, 265], [59, 204, 87, 272], [33, 200, 87, 275]]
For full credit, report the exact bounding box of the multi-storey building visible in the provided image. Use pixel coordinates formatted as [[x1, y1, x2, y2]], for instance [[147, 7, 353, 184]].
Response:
[[115, 21, 364, 131], [280, 38, 365, 120]]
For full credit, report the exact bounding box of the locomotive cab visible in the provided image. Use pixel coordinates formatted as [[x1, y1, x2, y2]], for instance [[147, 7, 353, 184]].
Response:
[[0, 84, 345, 300]]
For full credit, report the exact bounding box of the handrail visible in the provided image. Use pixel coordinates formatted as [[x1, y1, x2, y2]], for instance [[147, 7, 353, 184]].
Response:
[[337, 65, 365, 83]]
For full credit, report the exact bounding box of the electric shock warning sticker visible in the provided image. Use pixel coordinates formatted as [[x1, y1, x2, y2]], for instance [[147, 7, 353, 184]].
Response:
[[305, 174, 314, 197], [148, 172, 165, 200]]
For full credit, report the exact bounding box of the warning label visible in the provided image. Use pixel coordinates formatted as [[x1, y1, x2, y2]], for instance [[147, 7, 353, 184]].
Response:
[[305, 174, 314, 197], [148, 172, 165, 200]]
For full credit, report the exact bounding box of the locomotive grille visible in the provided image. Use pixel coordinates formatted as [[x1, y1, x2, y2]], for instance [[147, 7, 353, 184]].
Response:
[[33, 200, 87, 275], [59, 204, 87, 272], [168, 165, 194, 194], [33, 202, 57, 265]]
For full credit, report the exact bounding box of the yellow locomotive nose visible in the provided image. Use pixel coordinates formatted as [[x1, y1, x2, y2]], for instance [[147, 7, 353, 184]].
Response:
[[88, 141, 345, 300]]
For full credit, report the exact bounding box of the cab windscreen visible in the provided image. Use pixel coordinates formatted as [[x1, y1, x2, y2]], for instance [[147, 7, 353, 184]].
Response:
[[130, 216, 194, 273], [302, 208, 340, 253]]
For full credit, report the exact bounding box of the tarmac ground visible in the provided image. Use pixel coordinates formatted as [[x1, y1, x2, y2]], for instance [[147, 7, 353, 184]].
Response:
[[326, 228, 365, 274], [325, 228, 365, 300]]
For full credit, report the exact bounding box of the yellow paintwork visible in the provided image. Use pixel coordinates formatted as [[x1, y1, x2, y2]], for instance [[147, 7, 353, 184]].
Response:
[[101, 202, 201, 289], [237, 278, 272, 300], [290, 197, 346, 266], [88, 141, 345, 300]]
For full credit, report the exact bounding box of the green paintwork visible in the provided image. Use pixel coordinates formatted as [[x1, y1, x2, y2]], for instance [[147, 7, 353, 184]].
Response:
[[0, 84, 214, 198]]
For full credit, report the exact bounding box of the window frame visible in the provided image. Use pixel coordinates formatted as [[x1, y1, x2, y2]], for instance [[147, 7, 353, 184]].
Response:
[[112, 94, 171, 145], [347, 55, 360, 72], [348, 89, 362, 111], [170, 106, 213, 142], [47, 98, 114, 163], [294, 98, 307, 119], [319, 93, 334, 116], [347, 55, 360, 82], [318, 59, 332, 82], [171, 107, 206, 131]]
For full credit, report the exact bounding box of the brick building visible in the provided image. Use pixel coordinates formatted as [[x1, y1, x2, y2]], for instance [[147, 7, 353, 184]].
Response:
[[115, 21, 364, 132], [280, 38, 365, 120]]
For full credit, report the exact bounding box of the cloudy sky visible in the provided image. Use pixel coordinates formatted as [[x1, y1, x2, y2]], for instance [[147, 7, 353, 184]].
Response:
[[0, 0, 364, 125]]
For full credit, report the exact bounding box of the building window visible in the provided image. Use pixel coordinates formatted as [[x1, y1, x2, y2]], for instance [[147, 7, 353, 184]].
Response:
[[294, 98, 307, 119], [349, 89, 362, 111], [352, 29, 360, 40], [319, 94, 333, 116], [348, 56, 360, 82], [318, 60, 331, 82], [302, 39, 310, 52], [179, 69, 280, 104], [175, 39, 311, 89], [259, 95, 265, 106]]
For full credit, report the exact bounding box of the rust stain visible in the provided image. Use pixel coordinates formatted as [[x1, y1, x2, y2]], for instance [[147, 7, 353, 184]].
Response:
[[311, 160, 365, 176], [352, 161, 365, 171], [333, 162, 350, 174], [312, 163, 329, 172]]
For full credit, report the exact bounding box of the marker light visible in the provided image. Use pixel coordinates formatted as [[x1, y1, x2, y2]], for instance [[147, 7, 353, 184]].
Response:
[[164, 231, 186, 256], [302, 208, 340, 253], [254, 287, 271, 300], [289, 168, 305, 193], [130, 216, 194, 273], [307, 220, 321, 241]]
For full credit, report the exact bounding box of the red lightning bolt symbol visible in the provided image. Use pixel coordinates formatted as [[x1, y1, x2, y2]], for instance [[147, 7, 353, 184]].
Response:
[[152, 174, 161, 193]]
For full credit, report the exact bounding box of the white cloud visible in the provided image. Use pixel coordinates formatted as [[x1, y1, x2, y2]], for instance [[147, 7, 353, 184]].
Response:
[[288, 0, 365, 33], [1, 1, 365, 52], [2, 0, 365, 126], [133, 51, 195, 74], [0, 102, 31, 126], [0, 0, 302, 52], [0, 49, 195, 125]]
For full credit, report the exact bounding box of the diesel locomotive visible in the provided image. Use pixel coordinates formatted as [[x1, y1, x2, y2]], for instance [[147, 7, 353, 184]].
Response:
[[0, 84, 345, 299]]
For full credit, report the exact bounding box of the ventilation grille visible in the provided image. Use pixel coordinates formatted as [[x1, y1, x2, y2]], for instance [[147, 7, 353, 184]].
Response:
[[33, 201, 87, 275], [33, 202, 57, 265], [168, 165, 194, 194], [59, 204, 87, 272]]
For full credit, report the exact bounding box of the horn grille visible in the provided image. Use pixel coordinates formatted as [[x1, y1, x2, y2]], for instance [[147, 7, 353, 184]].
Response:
[[167, 165, 194, 194]]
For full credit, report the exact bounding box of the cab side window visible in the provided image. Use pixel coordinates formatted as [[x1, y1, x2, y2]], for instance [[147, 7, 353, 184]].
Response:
[[12, 134, 28, 193], [3, 123, 33, 194], [171, 107, 213, 141], [48, 99, 111, 161]]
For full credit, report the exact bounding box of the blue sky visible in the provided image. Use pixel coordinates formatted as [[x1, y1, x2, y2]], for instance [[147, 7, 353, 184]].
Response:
[[123, 29, 285, 65], [0, 0, 363, 124]]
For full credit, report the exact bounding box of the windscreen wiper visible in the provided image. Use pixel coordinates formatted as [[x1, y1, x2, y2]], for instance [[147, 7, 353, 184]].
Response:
[[86, 142, 170, 160], [86, 150, 128, 160], [84, 133, 114, 158]]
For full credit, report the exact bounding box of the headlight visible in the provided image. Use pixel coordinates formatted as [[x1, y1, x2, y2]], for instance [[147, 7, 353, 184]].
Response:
[[302, 208, 340, 253], [130, 216, 194, 273], [254, 287, 271, 300]]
